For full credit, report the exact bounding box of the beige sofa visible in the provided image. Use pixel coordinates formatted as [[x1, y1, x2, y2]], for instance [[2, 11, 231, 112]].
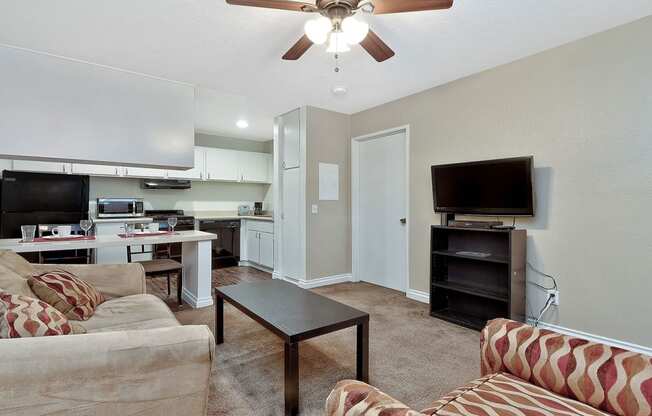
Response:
[[0, 251, 215, 416]]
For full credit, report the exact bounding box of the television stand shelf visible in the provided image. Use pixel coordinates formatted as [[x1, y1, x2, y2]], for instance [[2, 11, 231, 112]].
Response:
[[430, 225, 526, 330]]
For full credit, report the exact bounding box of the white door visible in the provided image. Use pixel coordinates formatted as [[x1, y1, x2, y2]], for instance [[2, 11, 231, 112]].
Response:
[[355, 131, 407, 292], [240, 151, 270, 183], [168, 147, 205, 180], [12, 160, 71, 174], [281, 109, 300, 169], [205, 148, 239, 181], [259, 232, 274, 269], [246, 230, 260, 263], [281, 167, 302, 280], [71, 163, 121, 176]]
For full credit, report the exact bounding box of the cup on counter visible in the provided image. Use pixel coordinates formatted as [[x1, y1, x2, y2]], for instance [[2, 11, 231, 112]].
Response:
[[21, 225, 36, 242], [123, 223, 135, 237], [148, 223, 160, 233], [52, 225, 72, 238]]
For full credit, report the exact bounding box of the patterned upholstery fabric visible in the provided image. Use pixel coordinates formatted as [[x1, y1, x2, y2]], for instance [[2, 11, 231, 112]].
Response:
[[0, 291, 72, 338], [481, 319, 652, 416], [29, 270, 105, 321], [326, 319, 652, 416]]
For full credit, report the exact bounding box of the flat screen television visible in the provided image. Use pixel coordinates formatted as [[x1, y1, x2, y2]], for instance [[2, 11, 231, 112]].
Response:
[[432, 156, 534, 216]]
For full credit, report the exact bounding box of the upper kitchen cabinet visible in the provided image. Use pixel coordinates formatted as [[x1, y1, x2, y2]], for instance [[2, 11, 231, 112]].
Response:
[[123, 166, 167, 179], [168, 147, 205, 180], [0, 160, 12, 176], [205, 148, 240, 181], [71, 163, 121, 177], [12, 160, 72, 174], [279, 109, 301, 170], [239, 151, 271, 183]]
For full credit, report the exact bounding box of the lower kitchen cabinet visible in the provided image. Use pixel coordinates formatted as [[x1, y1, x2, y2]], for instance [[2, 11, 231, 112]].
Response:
[[242, 220, 274, 270]]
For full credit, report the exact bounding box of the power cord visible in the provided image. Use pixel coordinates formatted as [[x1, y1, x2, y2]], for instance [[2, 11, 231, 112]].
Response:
[[526, 262, 559, 327]]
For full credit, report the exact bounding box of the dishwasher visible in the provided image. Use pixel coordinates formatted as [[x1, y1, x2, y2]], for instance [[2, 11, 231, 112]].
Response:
[[198, 220, 241, 269]]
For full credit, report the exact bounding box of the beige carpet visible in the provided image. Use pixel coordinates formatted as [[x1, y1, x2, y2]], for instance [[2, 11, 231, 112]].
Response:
[[173, 282, 480, 415]]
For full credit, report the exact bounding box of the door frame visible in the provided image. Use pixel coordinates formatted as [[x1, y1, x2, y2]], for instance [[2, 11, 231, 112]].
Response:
[[351, 125, 411, 292]]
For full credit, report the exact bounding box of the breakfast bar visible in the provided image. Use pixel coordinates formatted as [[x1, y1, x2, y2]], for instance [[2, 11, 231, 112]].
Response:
[[0, 230, 217, 309]]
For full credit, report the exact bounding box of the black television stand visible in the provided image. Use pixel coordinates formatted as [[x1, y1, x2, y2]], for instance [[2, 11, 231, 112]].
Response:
[[429, 225, 526, 330]]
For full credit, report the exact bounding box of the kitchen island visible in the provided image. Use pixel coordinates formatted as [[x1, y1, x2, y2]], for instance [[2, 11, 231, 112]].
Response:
[[0, 230, 217, 309]]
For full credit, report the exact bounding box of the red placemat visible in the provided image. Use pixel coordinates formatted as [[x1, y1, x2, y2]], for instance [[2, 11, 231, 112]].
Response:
[[118, 231, 174, 238], [20, 236, 96, 243]]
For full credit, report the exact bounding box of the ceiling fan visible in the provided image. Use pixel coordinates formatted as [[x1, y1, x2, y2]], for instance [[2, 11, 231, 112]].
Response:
[[225, 0, 454, 62]]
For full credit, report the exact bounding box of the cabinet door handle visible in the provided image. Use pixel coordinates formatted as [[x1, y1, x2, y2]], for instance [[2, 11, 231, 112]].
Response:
[[115, 167, 119, 175], [62, 164, 67, 173], [207, 172, 211, 180], [125, 168, 129, 175], [200, 172, 203, 180]]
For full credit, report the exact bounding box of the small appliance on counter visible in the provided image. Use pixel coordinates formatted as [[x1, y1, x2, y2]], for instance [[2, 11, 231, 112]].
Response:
[[96, 198, 144, 218], [254, 202, 263, 216], [238, 205, 252, 216]]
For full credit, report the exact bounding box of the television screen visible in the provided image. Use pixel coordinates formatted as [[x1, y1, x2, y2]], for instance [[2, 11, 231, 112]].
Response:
[[432, 156, 534, 216]]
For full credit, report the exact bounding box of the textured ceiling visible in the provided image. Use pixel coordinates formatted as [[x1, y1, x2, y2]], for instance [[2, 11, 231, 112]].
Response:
[[1, 0, 651, 140]]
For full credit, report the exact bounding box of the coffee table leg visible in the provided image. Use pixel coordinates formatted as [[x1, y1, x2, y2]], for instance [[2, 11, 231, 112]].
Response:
[[215, 296, 224, 345], [285, 342, 299, 416], [356, 320, 369, 383]]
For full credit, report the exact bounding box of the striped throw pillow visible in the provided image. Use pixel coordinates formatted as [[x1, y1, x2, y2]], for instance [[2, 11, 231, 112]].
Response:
[[28, 270, 105, 321], [0, 291, 72, 338]]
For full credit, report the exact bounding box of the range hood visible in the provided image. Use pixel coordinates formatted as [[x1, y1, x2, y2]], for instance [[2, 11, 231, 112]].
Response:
[[141, 179, 191, 190]]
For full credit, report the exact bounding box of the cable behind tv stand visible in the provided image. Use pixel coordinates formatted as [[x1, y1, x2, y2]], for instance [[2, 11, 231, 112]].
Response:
[[430, 225, 526, 330]]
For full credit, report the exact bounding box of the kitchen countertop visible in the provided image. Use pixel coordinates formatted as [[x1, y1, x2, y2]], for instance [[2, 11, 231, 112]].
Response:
[[189, 211, 274, 222], [0, 230, 216, 253], [93, 217, 154, 224]]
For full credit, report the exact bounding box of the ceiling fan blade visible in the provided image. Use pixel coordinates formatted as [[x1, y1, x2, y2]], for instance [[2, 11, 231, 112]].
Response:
[[371, 0, 453, 14], [360, 30, 395, 62], [282, 35, 314, 60], [225, 0, 317, 12]]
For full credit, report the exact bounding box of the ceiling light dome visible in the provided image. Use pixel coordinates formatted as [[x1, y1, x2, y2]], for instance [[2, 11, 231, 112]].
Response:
[[304, 16, 332, 45], [326, 31, 351, 53], [342, 16, 369, 45]]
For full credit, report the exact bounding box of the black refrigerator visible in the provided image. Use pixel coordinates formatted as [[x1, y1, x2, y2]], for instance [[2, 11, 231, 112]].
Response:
[[0, 171, 90, 263]]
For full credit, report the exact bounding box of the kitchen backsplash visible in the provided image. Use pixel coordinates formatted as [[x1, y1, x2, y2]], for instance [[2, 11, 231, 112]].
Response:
[[89, 177, 272, 217]]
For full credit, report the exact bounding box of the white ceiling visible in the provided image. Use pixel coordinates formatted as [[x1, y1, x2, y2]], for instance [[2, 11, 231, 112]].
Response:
[[1, 0, 651, 141]]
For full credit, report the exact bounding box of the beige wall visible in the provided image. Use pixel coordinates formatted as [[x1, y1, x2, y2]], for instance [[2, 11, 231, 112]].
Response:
[[351, 16, 652, 346], [305, 107, 352, 280]]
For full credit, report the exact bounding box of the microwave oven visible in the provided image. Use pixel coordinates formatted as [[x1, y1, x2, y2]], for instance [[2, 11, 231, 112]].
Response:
[[96, 198, 145, 218]]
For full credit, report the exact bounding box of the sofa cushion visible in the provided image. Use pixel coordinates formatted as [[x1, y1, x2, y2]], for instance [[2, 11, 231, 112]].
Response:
[[0, 250, 36, 279], [29, 270, 105, 321], [422, 372, 610, 416], [77, 294, 180, 333], [0, 263, 35, 298], [0, 291, 72, 338]]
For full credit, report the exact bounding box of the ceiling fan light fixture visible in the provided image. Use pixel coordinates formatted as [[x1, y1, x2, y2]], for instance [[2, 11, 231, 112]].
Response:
[[304, 16, 332, 45], [342, 16, 369, 45], [326, 31, 351, 53]]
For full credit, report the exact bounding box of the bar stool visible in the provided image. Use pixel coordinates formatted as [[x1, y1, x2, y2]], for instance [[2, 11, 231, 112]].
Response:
[[127, 244, 183, 305]]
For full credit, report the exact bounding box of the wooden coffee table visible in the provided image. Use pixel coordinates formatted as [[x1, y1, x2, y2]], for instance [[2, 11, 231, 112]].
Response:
[[214, 280, 369, 416]]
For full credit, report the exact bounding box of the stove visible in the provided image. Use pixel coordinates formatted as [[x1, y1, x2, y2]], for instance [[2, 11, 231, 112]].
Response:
[[145, 210, 196, 263], [145, 210, 195, 230]]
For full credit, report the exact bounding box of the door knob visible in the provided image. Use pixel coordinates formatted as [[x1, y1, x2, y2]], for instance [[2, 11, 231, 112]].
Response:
[[400, 218, 407, 224]]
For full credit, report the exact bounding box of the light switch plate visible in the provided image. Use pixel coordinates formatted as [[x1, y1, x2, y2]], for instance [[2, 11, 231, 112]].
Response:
[[311, 204, 319, 214]]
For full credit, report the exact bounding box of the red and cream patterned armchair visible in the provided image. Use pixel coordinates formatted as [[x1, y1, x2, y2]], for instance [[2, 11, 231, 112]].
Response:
[[326, 318, 652, 416]]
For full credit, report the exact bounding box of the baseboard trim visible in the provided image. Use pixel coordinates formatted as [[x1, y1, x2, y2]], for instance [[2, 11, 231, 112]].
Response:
[[273, 273, 352, 289], [239, 260, 273, 274], [181, 288, 214, 309], [526, 319, 652, 356], [406, 289, 430, 304]]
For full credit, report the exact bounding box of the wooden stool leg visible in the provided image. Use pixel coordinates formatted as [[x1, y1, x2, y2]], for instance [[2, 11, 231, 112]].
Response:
[[167, 274, 171, 296], [177, 271, 183, 305]]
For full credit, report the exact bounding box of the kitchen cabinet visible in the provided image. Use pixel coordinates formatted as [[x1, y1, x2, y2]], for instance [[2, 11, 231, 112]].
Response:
[[12, 160, 71, 174], [168, 147, 205, 180], [259, 232, 274, 269], [280, 108, 301, 169], [124, 166, 167, 179], [242, 220, 274, 270], [71, 163, 121, 176], [0, 159, 13, 175], [205, 148, 240, 181], [239, 151, 271, 183]]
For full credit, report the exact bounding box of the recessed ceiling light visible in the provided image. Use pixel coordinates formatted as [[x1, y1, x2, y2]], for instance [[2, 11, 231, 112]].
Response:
[[236, 120, 249, 129], [332, 86, 348, 96]]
